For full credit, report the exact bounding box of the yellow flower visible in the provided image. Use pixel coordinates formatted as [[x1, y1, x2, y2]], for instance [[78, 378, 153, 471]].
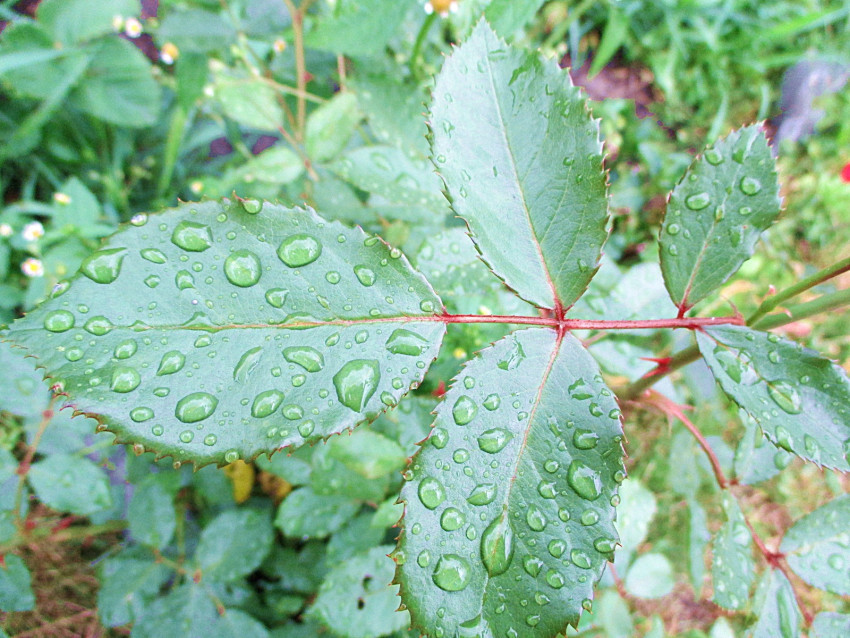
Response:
[[161, 42, 179, 65]]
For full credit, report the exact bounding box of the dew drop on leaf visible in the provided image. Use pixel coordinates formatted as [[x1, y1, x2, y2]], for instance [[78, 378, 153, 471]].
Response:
[[739, 176, 762, 195], [440, 507, 466, 531], [175, 392, 218, 423], [477, 428, 513, 453], [418, 477, 446, 510], [141, 248, 167, 264], [480, 511, 514, 576], [251, 390, 284, 418], [573, 429, 599, 449], [432, 555, 471, 592], [84, 316, 113, 336], [80, 248, 126, 284], [171, 221, 212, 252], [130, 407, 154, 422], [175, 270, 195, 289], [767, 380, 802, 414], [570, 549, 592, 569], [386, 328, 429, 356], [452, 395, 478, 425], [233, 346, 263, 383], [265, 288, 288, 308], [111, 367, 141, 393], [430, 427, 449, 449], [526, 505, 547, 532], [157, 350, 186, 376], [483, 393, 501, 411], [545, 569, 565, 589], [685, 192, 711, 210], [353, 265, 376, 286], [704, 148, 723, 165], [224, 249, 262, 287], [467, 483, 496, 506], [277, 233, 322, 267], [283, 346, 325, 372], [333, 359, 380, 412], [567, 460, 603, 501], [43, 310, 75, 333]]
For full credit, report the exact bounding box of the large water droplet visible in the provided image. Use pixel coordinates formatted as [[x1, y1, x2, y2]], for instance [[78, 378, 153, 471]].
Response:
[[251, 389, 284, 418], [354, 265, 376, 287], [573, 429, 599, 450], [44, 310, 75, 332], [467, 483, 496, 506], [175, 270, 195, 290], [141, 248, 167, 264], [386, 329, 429, 356], [483, 394, 501, 411], [430, 428, 449, 449], [80, 248, 126, 284], [478, 428, 513, 454], [175, 392, 218, 423], [233, 347, 263, 383], [241, 199, 262, 214], [172, 221, 212, 252], [545, 569, 565, 589], [767, 380, 802, 414], [157, 350, 186, 375], [440, 507, 466, 531], [111, 367, 141, 393], [265, 288, 289, 309], [432, 555, 471, 592], [567, 460, 602, 500], [278, 234, 322, 267], [224, 249, 262, 287], [452, 395, 478, 425], [333, 359, 380, 412], [685, 192, 711, 211], [418, 477, 445, 510], [481, 510, 514, 576], [571, 549, 592, 569], [130, 407, 154, 422], [712, 346, 757, 385], [84, 316, 113, 336], [283, 346, 324, 372], [739, 177, 761, 196], [523, 556, 544, 577], [704, 148, 723, 165], [526, 505, 547, 532]]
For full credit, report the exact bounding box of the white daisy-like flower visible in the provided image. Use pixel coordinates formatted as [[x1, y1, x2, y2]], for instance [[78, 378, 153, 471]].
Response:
[[0, 223, 12, 237], [22, 221, 45, 242], [21, 257, 44, 278], [273, 39, 286, 54], [124, 17, 143, 38], [161, 42, 179, 65], [53, 192, 71, 205]]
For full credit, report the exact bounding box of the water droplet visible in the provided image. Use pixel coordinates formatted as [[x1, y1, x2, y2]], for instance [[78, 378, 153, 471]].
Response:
[[194, 334, 211, 348], [430, 428, 448, 449], [545, 570, 564, 589], [573, 429, 599, 449], [278, 234, 321, 267], [483, 394, 501, 411], [179, 430, 194, 443], [141, 248, 167, 264], [667, 223, 680, 235], [80, 248, 126, 283], [283, 346, 324, 372], [452, 396, 478, 425], [767, 380, 802, 414], [111, 367, 141, 393], [224, 450, 239, 464], [668, 244, 679, 256], [65, 348, 83, 361], [685, 192, 711, 211], [386, 328, 429, 356], [324, 270, 341, 285], [582, 599, 592, 612], [333, 359, 380, 412], [203, 434, 217, 446], [440, 507, 466, 531], [567, 460, 602, 500], [251, 389, 284, 418], [175, 270, 195, 290], [171, 221, 212, 252], [420, 300, 436, 313], [526, 505, 547, 531], [44, 310, 75, 332], [827, 553, 844, 570], [453, 448, 470, 463], [580, 510, 600, 526], [548, 539, 566, 558], [543, 460, 559, 473], [298, 421, 315, 437], [417, 550, 431, 568], [570, 549, 592, 569], [233, 347, 263, 383], [432, 555, 471, 592], [704, 148, 723, 165], [156, 350, 185, 376], [291, 374, 306, 387], [175, 392, 218, 423], [537, 481, 557, 499], [740, 176, 761, 195], [130, 407, 154, 422], [144, 275, 160, 288], [478, 428, 513, 453], [224, 249, 262, 287], [84, 316, 113, 336], [418, 477, 445, 509], [712, 346, 757, 384], [241, 199, 262, 214], [467, 483, 496, 506]]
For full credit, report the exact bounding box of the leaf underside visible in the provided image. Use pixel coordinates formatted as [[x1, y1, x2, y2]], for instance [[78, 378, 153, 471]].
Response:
[[6, 199, 445, 465], [698, 325, 850, 472], [430, 20, 609, 311], [397, 328, 625, 637], [659, 125, 781, 310]]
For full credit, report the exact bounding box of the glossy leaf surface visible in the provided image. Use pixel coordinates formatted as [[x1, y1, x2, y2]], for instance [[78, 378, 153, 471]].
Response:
[[780, 495, 850, 595], [660, 125, 780, 310], [431, 21, 609, 310], [747, 570, 801, 638], [397, 329, 625, 637], [6, 200, 444, 465], [711, 494, 754, 610], [698, 326, 850, 471], [812, 612, 850, 638]]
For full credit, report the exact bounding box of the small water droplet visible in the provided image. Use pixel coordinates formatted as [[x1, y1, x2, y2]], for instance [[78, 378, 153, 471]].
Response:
[[241, 199, 262, 214], [580, 510, 600, 526], [478, 428, 513, 453], [203, 434, 217, 446], [667, 223, 680, 235], [141, 248, 167, 264], [130, 407, 154, 422], [283, 346, 324, 372], [467, 483, 496, 506], [440, 507, 466, 531], [386, 328, 429, 356], [567, 460, 602, 500], [278, 234, 322, 267], [740, 176, 761, 195], [685, 192, 711, 211], [430, 428, 448, 449], [417, 550, 431, 567], [171, 221, 212, 252], [704, 148, 723, 165], [111, 367, 141, 393], [418, 477, 445, 510], [175, 392, 218, 423], [483, 394, 501, 411], [233, 347, 263, 383]]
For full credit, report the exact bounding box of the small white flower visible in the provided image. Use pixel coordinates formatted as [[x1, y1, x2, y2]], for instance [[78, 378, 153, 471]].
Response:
[[190, 180, 204, 194], [21, 257, 44, 278], [124, 17, 143, 38], [53, 192, 71, 205], [203, 85, 215, 97], [425, 0, 457, 16], [112, 15, 125, 31], [273, 39, 286, 54], [0, 223, 12, 237], [161, 42, 179, 65], [22, 221, 45, 242]]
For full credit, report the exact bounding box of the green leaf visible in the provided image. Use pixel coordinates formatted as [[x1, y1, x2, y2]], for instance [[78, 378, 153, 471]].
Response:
[[305, 0, 415, 58], [28, 453, 113, 516], [688, 498, 710, 595], [397, 329, 625, 636], [698, 325, 850, 472], [196, 508, 274, 582], [70, 38, 161, 128], [779, 494, 850, 595], [129, 474, 178, 549], [614, 478, 656, 555], [331, 145, 445, 212], [215, 609, 270, 638], [327, 513, 385, 562], [97, 551, 172, 627], [0, 554, 35, 612], [7, 199, 444, 465], [659, 125, 781, 311], [0, 338, 49, 419], [746, 570, 801, 638], [484, 0, 547, 36], [309, 545, 409, 638], [213, 70, 284, 131], [588, 7, 629, 78], [624, 553, 674, 599], [711, 494, 754, 610], [311, 439, 390, 501], [276, 487, 359, 539], [351, 74, 429, 157], [812, 612, 850, 638], [38, 0, 140, 45], [306, 92, 362, 163], [132, 582, 220, 637], [430, 21, 609, 310], [156, 9, 237, 53], [733, 409, 790, 485], [327, 429, 406, 479]]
